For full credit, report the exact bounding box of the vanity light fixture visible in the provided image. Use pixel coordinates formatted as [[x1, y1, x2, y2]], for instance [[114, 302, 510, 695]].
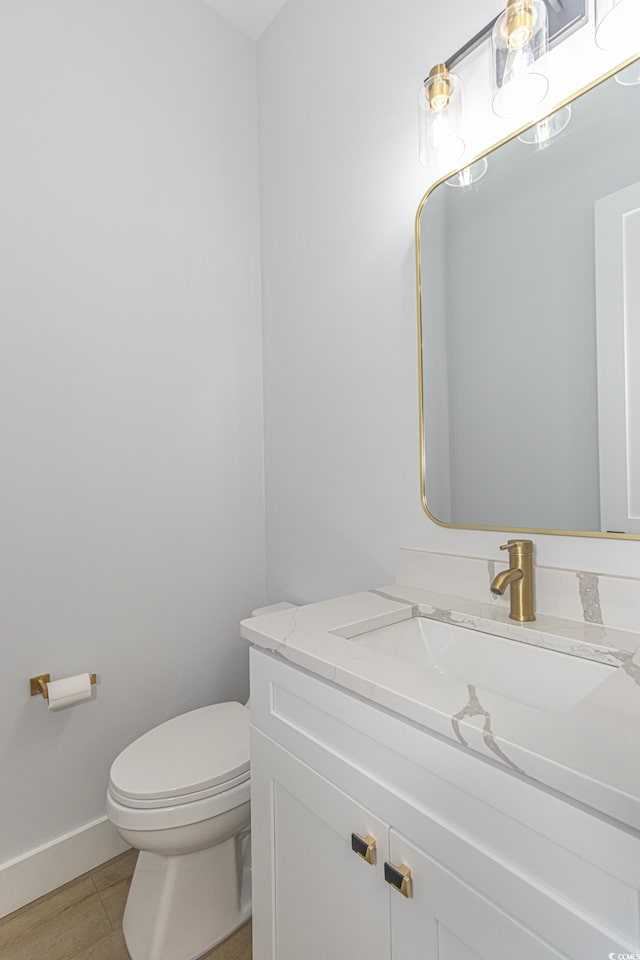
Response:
[[418, 0, 587, 168], [418, 64, 465, 169], [518, 103, 572, 144], [595, 0, 640, 52]]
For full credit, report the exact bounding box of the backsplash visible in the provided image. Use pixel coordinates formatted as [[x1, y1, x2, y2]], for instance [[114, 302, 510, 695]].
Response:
[[396, 548, 640, 634]]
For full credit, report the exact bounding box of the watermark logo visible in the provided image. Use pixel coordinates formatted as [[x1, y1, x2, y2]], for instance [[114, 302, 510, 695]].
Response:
[[608, 954, 640, 959]]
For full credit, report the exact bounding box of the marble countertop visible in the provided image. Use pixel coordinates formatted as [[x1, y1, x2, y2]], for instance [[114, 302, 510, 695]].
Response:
[[241, 585, 640, 832]]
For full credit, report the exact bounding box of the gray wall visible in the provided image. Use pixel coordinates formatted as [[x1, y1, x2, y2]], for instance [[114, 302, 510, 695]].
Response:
[[259, 0, 499, 603], [0, 0, 265, 864]]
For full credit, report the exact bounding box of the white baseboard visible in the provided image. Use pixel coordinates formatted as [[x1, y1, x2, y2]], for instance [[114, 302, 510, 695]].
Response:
[[0, 817, 130, 919]]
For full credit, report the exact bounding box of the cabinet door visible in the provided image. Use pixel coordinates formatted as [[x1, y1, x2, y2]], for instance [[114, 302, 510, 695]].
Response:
[[251, 729, 391, 960], [388, 829, 621, 960]]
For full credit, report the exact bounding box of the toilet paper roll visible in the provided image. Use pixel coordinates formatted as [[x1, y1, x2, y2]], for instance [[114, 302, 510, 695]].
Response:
[[47, 674, 92, 712]]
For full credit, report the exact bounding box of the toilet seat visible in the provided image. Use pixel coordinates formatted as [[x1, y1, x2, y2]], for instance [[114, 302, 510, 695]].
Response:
[[108, 769, 250, 809], [107, 777, 251, 832], [109, 702, 249, 808]]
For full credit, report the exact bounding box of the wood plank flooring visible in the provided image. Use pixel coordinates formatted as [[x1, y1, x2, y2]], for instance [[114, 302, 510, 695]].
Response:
[[0, 850, 252, 960]]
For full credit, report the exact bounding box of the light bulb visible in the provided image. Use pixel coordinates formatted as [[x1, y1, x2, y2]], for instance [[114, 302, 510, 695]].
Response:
[[506, 1, 534, 50], [518, 105, 572, 145], [509, 23, 533, 49], [446, 158, 489, 188], [431, 109, 465, 166], [503, 41, 535, 90], [493, 44, 549, 117]]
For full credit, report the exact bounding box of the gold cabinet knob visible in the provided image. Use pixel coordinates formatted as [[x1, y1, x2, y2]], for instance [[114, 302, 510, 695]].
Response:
[[384, 862, 412, 898], [351, 833, 377, 865]]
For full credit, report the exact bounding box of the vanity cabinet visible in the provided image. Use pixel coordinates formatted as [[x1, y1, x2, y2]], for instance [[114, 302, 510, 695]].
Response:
[[250, 649, 640, 960], [253, 731, 573, 960]]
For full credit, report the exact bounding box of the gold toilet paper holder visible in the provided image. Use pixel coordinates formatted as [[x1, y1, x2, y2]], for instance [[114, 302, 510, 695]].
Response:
[[30, 673, 97, 700]]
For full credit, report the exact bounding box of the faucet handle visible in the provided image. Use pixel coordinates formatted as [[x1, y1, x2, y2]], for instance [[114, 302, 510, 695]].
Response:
[[500, 539, 533, 555]]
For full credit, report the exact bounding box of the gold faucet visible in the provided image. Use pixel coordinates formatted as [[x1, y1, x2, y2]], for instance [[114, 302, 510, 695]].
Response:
[[490, 540, 535, 622]]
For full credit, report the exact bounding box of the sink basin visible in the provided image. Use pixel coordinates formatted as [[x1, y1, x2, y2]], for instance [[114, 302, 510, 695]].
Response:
[[351, 617, 615, 714]]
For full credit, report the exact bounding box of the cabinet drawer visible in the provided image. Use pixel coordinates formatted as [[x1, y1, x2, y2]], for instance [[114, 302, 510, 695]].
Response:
[[251, 648, 640, 946]]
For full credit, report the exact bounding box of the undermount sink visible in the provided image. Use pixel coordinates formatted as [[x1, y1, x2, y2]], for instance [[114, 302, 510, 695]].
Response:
[[351, 617, 616, 715]]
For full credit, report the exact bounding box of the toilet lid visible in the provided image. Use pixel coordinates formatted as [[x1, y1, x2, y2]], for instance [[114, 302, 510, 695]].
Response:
[[109, 702, 250, 803]]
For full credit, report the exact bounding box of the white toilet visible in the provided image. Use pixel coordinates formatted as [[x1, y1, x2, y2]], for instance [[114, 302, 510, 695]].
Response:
[[106, 701, 251, 960]]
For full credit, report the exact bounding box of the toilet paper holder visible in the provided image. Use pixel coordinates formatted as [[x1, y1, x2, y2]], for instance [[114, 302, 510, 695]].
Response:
[[30, 673, 97, 700]]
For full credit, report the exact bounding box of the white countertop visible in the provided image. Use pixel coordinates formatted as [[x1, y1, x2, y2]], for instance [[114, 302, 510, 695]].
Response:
[[241, 585, 640, 832]]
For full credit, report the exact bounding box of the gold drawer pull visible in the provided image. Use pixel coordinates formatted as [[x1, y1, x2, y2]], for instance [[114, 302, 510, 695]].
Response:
[[351, 833, 377, 865], [384, 862, 412, 898]]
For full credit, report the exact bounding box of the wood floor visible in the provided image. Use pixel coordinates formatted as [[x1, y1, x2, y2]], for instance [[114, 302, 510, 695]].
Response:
[[0, 850, 252, 960]]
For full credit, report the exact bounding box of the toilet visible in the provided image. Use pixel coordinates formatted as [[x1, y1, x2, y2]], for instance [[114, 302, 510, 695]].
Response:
[[106, 701, 251, 960], [105, 604, 296, 960]]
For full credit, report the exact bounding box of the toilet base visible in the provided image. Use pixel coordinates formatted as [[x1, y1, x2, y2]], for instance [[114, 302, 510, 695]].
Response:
[[122, 836, 251, 960]]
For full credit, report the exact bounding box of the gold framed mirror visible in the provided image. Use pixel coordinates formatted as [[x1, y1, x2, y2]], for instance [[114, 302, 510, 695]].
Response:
[[416, 54, 640, 540]]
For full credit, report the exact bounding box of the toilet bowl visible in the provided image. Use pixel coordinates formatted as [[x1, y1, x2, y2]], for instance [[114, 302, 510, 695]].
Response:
[[106, 702, 251, 960]]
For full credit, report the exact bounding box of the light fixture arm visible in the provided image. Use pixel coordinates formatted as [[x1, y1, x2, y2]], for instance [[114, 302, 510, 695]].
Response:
[[445, 14, 502, 72]]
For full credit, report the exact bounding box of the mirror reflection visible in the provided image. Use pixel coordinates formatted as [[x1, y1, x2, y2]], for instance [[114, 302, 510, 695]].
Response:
[[419, 57, 640, 537]]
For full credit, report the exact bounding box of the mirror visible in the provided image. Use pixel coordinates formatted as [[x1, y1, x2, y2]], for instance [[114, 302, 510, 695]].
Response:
[[417, 56, 640, 539]]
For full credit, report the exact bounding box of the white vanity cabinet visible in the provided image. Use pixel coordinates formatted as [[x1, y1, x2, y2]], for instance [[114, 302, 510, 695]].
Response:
[[250, 649, 640, 960], [253, 732, 572, 960]]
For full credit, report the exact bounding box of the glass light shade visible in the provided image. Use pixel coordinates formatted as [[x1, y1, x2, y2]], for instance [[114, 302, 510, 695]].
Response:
[[615, 61, 640, 86], [418, 66, 465, 169], [518, 104, 572, 145], [492, 0, 550, 119], [595, 0, 640, 51], [445, 158, 489, 187]]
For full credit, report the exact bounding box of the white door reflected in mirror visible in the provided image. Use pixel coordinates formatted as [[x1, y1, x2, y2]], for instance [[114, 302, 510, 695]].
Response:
[[596, 180, 640, 535]]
